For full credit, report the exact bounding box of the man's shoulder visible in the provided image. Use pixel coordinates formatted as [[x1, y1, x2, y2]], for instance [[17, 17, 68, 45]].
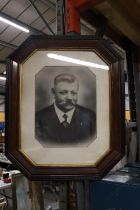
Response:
[[76, 105, 95, 116], [36, 104, 54, 115]]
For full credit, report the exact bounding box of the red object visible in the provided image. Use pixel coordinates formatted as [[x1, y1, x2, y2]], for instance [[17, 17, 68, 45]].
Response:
[[65, 0, 105, 34], [75, 0, 105, 10], [65, 0, 80, 34], [3, 177, 11, 183]]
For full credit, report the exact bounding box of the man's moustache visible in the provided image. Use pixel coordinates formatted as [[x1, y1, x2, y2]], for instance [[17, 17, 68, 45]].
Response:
[[60, 100, 75, 105]]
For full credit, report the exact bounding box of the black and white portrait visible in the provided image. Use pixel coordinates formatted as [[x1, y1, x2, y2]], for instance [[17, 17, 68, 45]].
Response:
[[35, 66, 96, 147]]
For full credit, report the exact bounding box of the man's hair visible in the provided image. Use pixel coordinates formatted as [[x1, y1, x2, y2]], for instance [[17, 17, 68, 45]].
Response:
[[54, 73, 78, 87]]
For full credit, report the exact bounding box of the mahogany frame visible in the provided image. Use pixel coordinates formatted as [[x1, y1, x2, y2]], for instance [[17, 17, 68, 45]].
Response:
[[5, 35, 125, 180]]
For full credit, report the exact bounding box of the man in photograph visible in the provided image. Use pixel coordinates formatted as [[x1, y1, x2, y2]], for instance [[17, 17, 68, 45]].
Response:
[[35, 73, 96, 145]]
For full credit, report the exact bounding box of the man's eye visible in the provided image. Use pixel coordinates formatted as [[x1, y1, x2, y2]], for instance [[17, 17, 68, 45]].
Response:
[[60, 91, 67, 94], [71, 91, 77, 95]]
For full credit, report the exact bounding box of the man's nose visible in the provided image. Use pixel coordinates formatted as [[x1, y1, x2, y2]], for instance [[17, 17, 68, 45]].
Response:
[[67, 92, 72, 99]]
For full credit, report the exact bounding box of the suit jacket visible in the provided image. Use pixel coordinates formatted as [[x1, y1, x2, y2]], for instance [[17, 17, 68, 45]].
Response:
[[35, 104, 96, 146]]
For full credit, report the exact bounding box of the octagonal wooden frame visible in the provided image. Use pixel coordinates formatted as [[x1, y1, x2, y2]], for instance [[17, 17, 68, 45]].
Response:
[[5, 35, 125, 180]]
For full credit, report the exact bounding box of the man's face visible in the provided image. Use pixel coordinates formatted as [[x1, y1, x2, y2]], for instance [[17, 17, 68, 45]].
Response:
[[53, 81, 78, 112]]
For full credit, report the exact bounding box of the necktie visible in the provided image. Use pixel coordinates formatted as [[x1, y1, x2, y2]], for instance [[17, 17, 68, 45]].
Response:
[[62, 114, 69, 127]]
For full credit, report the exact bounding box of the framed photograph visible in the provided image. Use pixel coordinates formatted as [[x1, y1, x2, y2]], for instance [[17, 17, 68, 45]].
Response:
[[6, 35, 125, 179], [42, 180, 67, 210], [12, 173, 32, 210], [12, 173, 44, 210], [12, 173, 67, 210]]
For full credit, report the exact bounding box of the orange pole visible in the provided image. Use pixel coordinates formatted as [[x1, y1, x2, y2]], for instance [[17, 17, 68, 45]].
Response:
[[65, 0, 105, 34], [65, 0, 80, 34], [75, 0, 105, 9]]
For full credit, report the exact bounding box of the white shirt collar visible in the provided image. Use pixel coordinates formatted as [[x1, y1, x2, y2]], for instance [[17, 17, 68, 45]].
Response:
[[54, 103, 75, 124]]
